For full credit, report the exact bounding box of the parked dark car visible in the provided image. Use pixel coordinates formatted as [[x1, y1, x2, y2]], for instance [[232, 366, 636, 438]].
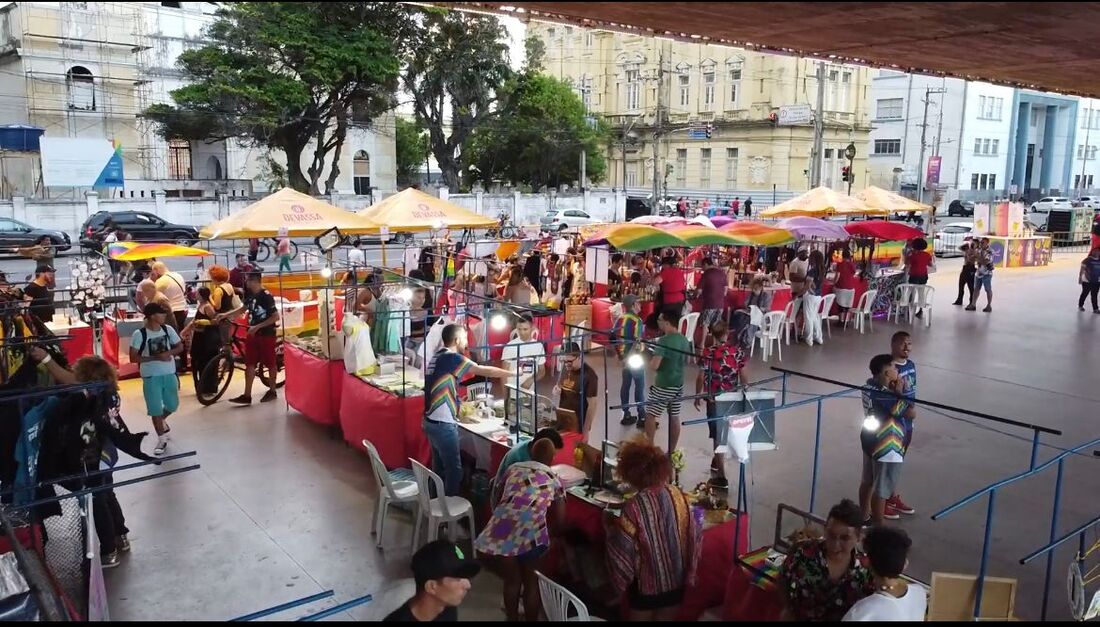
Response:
[[947, 199, 975, 217], [0, 216, 71, 252], [80, 210, 199, 250]]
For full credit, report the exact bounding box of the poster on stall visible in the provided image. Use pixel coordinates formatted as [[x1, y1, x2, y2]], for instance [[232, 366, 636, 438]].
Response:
[[1008, 203, 1025, 236], [553, 238, 571, 256], [586, 245, 609, 285], [973, 203, 991, 235]]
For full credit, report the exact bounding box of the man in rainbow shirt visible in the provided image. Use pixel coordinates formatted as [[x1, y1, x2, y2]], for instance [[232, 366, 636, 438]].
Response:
[[858, 354, 915, 525], [424, 323, 513, 495], [612, 295, 646, 426]]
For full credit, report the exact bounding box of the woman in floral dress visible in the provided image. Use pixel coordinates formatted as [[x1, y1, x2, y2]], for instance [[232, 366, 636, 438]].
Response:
[[475, 439, 564, 621]]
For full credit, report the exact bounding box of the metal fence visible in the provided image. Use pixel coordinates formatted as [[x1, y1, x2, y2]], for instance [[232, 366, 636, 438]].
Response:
[[1045, 231, 1098, 255]]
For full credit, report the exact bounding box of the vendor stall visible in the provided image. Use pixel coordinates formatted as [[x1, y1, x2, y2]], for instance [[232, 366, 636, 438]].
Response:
[[760, 186, 885, 219], [100, 314, 144, 379], [44, 319, 94, 364], [973, 201, 1053, 268], [340, 370, 429, 469], [283, 343, 345, 426]]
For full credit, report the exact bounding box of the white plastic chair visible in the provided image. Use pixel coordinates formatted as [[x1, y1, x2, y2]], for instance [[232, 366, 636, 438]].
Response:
[[908, 285, 935, 327], [780, 298, 802, 345], [846, 289, 879, 334], [890, 284, 915, 323], [678, 311, 701, 352], [537, 571, 592, 621], [754, 310, 786, 361], [363, 440, 419, 549], [817, 293, 838, 337], [409, 459, 476, 552]]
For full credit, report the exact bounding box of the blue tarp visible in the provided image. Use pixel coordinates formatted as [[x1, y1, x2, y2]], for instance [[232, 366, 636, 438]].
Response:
[[0, 125, 44, 152]]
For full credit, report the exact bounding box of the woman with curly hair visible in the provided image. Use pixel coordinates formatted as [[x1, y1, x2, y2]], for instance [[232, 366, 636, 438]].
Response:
[[206, 265, 241, 342], [605, 437, 702, 620]]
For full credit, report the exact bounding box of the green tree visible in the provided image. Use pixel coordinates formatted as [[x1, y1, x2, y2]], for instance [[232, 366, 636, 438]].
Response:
[[464, 73, 608, 190], [144, 2, 410, 194], [402, 9, 512, 191], [395, 117, 429, 187]]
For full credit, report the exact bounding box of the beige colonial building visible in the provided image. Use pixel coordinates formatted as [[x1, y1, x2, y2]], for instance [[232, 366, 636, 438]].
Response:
[[529, 23, 873, 199]]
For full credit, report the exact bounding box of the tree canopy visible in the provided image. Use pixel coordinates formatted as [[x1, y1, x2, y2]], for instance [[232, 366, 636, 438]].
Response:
[[395, 117, 429, 187], [144, 2, 409, 193]]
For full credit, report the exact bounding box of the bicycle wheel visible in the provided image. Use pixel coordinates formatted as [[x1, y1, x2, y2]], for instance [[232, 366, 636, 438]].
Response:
[[500, 226, 517, 238], [197, 352, 234, 406], [256, 242, 272, 263]]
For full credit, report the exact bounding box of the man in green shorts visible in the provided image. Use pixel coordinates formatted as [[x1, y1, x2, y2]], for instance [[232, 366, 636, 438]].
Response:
[[130, 302, 183, 456]]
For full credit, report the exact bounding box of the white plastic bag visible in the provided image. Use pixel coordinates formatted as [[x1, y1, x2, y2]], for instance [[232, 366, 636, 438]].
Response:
[[342, 317, 377, 376], [725, 412, 757, 464]]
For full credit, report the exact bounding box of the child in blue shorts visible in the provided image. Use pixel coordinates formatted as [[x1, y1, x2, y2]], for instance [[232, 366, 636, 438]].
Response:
[[130, 302, 183, 456]]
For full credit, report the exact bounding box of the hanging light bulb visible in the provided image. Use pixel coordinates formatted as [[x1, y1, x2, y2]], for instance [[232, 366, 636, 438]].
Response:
[[862, 415, 880, 431], [320, 266, 333, 279], [490, 313, 509, 331], [626, 353, 644, 370], [398, 287, 414, 301]]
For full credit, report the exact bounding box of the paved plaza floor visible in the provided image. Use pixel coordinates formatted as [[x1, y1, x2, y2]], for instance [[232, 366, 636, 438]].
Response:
[[105, 254, 1099, 621]]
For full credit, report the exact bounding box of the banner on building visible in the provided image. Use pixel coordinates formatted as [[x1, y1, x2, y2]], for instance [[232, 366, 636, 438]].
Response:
[[40, 138, 124, 187], [777, 104, 813, 126], [925, 155, 942, 186]]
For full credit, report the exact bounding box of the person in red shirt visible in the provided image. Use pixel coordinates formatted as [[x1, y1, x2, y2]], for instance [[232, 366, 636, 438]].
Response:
[[904, 238, 934, 318], [655, 252, 687, 318]]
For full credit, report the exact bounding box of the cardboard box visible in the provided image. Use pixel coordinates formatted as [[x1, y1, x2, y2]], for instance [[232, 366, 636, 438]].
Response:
[[928, 572, 1018, 621]]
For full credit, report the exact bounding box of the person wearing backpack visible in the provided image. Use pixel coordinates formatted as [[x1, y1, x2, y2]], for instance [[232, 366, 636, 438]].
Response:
[[129, 302, 183, 456]]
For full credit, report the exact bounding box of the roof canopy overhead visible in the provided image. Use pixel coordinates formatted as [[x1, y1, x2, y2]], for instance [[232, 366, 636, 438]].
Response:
[[446, 2, 1100, 98]]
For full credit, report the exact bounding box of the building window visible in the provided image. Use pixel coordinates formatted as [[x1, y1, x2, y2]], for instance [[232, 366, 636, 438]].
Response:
[[876, 98, 904, 120], [988, 174, 996, 190], [979, 174, 988, 189], [581, 77, 592, 109], [978, 96, 1003, 120], [991, 139, 999, 155], [983, 138, 991, 155], [726, 147, 738, 187], [1030, 108, 1039, 127], [728, 62, 742, 107], [971, 173, 980, 190], [206, 155, 223, 180], [353, 150, 371, 194], [66, 66, 95, 111], [700, 148, 712, 188], [626, 166, 638, 187], [975, 137, 983, 155], [167, 139, 192, 180], [626, 69, 641, 110], [873, 139, 901, 155], [675, 149, 687, 186], [702, 71, 715, 109], [839, 71, 851, 110], [161, 2, 182, 7], [679, 74, 690, 107], [584, 30, 593, 48]]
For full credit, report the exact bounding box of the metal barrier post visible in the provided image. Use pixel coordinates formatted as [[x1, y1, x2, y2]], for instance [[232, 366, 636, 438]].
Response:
[[780, 372, 788, 406], [230, 591, 336, 622], [1030, 430, 1041, 470], [1040, 459, 1065, 620], [809, 397, 823, 513], [973, 490, 997, 620]]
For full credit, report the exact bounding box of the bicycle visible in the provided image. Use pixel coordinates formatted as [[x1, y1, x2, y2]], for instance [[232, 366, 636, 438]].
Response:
[[196, 322, 285, 406], [253, 237, 300, 263], [486, 216, 518, 239]]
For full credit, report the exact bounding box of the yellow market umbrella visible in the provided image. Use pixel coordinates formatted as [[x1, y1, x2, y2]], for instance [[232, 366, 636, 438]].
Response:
[[199, 187, 381, 239], [760, 186, 879, 218], [357, 187, 498, 232], [111, 242, 212, 261], [856, 185, 934, 213], [666, 224, 750, 247]]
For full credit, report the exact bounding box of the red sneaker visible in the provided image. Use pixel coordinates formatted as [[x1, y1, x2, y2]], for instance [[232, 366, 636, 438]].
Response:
[[882, 503, 901, 520], [888, 494, 916, 515]]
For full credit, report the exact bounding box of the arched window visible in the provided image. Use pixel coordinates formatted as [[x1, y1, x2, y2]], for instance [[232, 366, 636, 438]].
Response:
[[207, 155, 223, 180], [66, 66, 95, 111], [353, 150, 371, 195]]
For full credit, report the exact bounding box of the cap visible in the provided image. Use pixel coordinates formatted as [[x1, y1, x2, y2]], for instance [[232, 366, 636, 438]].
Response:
[[35, 263, 56, 274], [621, 294, 638, 310], [143, 302, 169, 317], [411, 540, 481, 586]]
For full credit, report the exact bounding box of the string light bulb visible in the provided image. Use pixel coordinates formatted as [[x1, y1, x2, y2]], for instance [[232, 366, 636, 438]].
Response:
[[320, 266, 332, 279], [490, 313, 509, 331], [862, 415, 880, 431], [626, 353, 644, 370]]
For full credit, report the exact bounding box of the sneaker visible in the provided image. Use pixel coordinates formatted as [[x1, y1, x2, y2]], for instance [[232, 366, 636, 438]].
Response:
[[1094, 310, 1100, 314], [882, 504, 902, 520], [153, 434, 169, 456], [887, 494, 916, 515], [952, 301, 963, 306], [229, 394, 252, 405], [620, 414, 637, 426], [965, 305, 976, 311], [915, 310, 923, 319], [1080, 306, 1087, 312], [260, 390, 278, 403], [861, 517, 874, 528], [101, 551, 120, 569], [117, 534, 131, 552], [983, 305, 992, 313]]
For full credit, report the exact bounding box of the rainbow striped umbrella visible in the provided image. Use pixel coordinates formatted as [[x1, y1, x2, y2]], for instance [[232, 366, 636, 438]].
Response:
[[719, 221, 796, 247], [666, 223, 749, 247], [584, 224, 688, 251], [109, 242, 212, 261]]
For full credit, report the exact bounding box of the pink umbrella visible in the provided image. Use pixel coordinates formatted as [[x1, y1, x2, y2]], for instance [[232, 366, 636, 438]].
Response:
[[710, 215, 736, 227]]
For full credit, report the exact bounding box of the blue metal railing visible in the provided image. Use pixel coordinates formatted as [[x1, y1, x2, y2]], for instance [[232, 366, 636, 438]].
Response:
[[230, 591, 336, 622], [932, 436, 1100, 620]]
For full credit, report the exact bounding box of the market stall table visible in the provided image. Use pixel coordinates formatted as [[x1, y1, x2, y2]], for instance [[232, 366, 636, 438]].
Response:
[[45, 319, 94, 364], [284, 343, 344, 426], [339, 372, 429, 469], [721, 548, 786, 621], [100, 315, 144, 379]]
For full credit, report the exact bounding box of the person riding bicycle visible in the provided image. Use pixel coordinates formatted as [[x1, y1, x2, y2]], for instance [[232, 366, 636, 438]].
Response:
[[225, 272, 280, 405]]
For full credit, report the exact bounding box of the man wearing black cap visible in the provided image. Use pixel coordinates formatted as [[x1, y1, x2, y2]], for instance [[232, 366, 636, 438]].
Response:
[[383, 539, 481, 622], [23, 263, 56, 324]]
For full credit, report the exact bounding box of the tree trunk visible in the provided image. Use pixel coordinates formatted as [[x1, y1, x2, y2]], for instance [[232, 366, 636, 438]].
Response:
[[324, 108, 348, 195], [307, 125, 329, 196], [284, 143, 309, 193]]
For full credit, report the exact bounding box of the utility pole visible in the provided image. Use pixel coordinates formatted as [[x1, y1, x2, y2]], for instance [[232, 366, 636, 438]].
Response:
[[1078, 116, 1091, 198], [810, 61, 826, 188], [651, 47, 665, 214], [916, 87, 947, 205]]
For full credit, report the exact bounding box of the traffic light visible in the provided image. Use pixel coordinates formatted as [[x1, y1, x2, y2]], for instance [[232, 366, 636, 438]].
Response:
[[841, 165, 851, 182], [705, 123, 713, 139]]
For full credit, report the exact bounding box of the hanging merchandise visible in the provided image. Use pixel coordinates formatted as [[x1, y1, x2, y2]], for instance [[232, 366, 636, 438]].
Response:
[[420, 316, 451, 377], [67, 257, 109, 323], [342, 317, 377, 377]]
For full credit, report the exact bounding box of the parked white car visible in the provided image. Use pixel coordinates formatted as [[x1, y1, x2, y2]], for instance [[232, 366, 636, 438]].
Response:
[[1078, 196, 1100, 210], [539, 209, 598, 231], [1027, 196, 1074, 227], [933, 222, 976, 256]]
